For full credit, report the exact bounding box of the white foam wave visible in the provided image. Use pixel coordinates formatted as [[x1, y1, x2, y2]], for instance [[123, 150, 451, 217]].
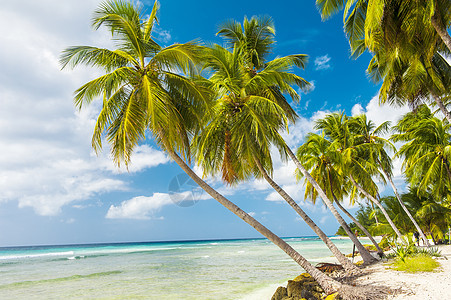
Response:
[[0, 251, 74, 260]]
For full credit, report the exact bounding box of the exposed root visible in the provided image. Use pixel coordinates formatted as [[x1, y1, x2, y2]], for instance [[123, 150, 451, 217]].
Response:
[[316, 262, 344, 273]]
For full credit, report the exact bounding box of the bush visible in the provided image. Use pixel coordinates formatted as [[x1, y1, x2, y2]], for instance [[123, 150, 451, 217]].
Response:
[[390, 254, 440, 273], [415, 247, 442, 257]]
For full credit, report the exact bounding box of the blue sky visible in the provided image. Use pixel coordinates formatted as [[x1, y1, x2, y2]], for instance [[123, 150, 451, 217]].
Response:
[[0, 0, 410, 247]]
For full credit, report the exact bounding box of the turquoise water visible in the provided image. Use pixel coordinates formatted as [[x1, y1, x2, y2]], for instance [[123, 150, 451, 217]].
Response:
[[0, 237, 356, 299]]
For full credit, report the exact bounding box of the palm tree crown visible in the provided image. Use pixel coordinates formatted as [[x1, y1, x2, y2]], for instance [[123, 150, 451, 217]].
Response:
[[60, 0, 208, 166]]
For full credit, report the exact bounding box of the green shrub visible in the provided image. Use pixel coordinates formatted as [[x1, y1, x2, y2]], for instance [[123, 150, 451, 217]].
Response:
[[390, 254, 440, 273], [391, 241, 416, 262]]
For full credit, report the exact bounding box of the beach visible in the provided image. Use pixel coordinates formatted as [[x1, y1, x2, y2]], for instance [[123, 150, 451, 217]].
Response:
[[1, 238, 450, 299], [267, 243, 451, 300], [354, 244, 451, 299]]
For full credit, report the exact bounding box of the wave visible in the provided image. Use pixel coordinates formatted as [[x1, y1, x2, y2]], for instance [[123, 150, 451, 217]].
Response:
[[0, 251, 75, 261], [0, 245, 216, 262]]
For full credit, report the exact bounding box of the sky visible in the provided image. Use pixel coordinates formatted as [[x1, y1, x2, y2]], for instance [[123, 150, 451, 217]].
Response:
[[0, 0, 412, 247]]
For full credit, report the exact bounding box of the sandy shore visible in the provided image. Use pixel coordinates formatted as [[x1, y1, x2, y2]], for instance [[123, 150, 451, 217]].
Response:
[[263, 243, 451, 300], [355, 244, 451, 299]]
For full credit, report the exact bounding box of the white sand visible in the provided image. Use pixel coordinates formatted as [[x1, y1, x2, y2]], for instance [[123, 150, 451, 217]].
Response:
[[355, 244, 451, 299]]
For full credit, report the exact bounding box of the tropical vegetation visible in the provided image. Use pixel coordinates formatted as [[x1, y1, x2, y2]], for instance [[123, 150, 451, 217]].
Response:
[[61, 0, 451, 298]]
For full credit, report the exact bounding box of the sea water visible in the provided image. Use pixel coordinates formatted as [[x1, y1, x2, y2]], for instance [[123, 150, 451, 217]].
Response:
[[0, 237, 356, 299]]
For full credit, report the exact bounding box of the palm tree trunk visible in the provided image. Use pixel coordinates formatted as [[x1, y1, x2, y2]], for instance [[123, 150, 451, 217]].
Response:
[[431, 92, 451, 123], [348, 175, 406, 245], [254, 158, 361, 274], [383, 171, 431, 247], [160, 138, 342, 293], [334, 199, 384, 255], [431, 13, 451, 53], [442, 158, 451, 182], [326, 169, 383, 255], [371, 202, 379, 225], [286, 145, 377, 264], [428, 227, 437, 245]]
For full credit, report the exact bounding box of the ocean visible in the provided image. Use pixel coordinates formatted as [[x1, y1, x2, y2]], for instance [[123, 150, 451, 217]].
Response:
[[0, 237, 357, 299]]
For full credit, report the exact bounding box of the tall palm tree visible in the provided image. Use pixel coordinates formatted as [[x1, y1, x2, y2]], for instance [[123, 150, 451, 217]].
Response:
[[297, 133, 384, 254], [367, 47, 451, 123], [60, 1, 345, 294], [287, 143, 378, 263], [316, 0, 451, 54], [217, 15, 276, 71], [315, 113, 406, 244], [349, 114, 430, 246], [392, 105, 451, 199], [194, 44, 361, 274], [214, 18, 376, 262], [403, 188, 451, 245], [316, 0, 451, 122]]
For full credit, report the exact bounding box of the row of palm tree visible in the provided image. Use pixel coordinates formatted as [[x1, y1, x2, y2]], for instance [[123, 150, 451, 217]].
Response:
[[60, 0, 365, 295], [60, 0, 449, 297], [338, 188, 451, 246]]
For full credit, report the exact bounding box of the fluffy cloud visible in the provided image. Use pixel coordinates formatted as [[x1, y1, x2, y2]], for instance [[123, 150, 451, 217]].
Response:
[[314, 54, 332, 70], [106, 194, 173, 220], [0, 0, 170, 216], [106, 189, 212, 220]]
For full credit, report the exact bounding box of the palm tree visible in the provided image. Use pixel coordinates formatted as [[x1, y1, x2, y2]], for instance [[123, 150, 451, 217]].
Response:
[[61, 1, 345, 294], [297, 133, 383, 255], [392, 105, 451, 199], [217, 15, 276, 71], [287, 144, 378, 264], [367, 47, 451, 123], [316, 0, 451, 122], [315, 113, 406, 244], [349, 114, 431, 246], [316, 0, 451, 54], [403, 188, 451, 245], [213, 18, 376, 262], [194, 43, 361, 274]]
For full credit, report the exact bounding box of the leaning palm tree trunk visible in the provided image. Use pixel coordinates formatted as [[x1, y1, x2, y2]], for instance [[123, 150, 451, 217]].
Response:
[[349, 175, 406, 245], [333, 199, 384, 254], [161, 138, 342, 293], [286, 146, 377, 264], [383, 172, 431, 247], [254, 158, 361, 274], [431, 93, 451, 124], [431, 14, 451, 53]]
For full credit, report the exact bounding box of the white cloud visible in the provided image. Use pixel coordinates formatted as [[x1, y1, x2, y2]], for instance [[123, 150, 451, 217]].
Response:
[[0, 0, 170, 216], [320, 216, 329, 225], [106, 194, 173, 220], [154, 27, 172, 43], [314, 54, 331, 70], [106, 189, 213, 220], [364, 94, 410, 127], [351, 103, 364, 116], [248, 212, 256, 217]]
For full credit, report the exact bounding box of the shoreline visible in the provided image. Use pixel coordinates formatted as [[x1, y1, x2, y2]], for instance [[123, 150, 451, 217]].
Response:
[[260, 243, 451, 300]]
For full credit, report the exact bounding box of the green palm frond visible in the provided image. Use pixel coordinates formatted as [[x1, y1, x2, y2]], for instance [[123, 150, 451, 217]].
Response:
[[143, 0, 159, 41], [61, 0, 208, 166], [316, 0, 347, 20], [108, 90, 146, 166], [73, 67, 135, 109], [60, 46, 138, 71]]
